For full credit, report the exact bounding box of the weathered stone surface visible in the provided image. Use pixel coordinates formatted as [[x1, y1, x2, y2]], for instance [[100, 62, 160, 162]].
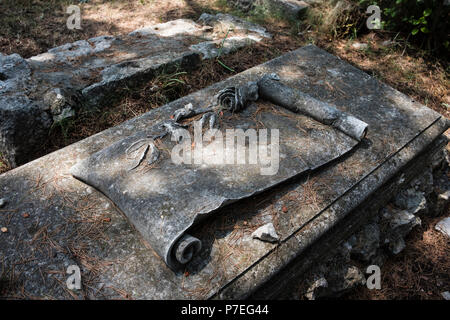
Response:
[[411, 166, 434, 195], [198, 13, 272, 40], [304, 276, 328, 300], [270, 0, 310, 18], [394, 188, 428, 215], [252, 223, 280, 243], [71, 86, 359, 269], [352, 42, 369, 50], [0, 45, 447, 299], [435, 217, 450, 237], [230, 0, 310, 18], [0, 15, 271, 168], [382, 208, 421, 237], [190, 36, 257, 60], [388, 236, 406, 255], [435, 191, 450, 216], [327, 265, 366, 296], [430, 152, 450, 216], [347, 223, 380, 262], [304, 265, 365, 299], [265, 136, 448, 299]]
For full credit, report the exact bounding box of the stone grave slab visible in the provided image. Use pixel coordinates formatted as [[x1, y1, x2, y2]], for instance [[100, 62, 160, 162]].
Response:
[[0, 45, 447, 299], [70, 76, 366, 269]]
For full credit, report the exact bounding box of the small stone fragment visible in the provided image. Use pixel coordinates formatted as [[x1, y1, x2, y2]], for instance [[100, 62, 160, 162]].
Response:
[[441, 291, 450, 300], [434, 190, 450, 217], [1, 227, 8, 233], [22, 212, 30, 218], [384, 208, 421, 237], [388, 236, 406, 255], [352, 42, 368, 50], [0, 198, 6, 208], [349, 223, 380, 262], [381, 40, 395, 47], [393, 188, 428, 215], [435, 217, 450, 238], [305, 276, 328, 300], [252, 223, 279, 243]]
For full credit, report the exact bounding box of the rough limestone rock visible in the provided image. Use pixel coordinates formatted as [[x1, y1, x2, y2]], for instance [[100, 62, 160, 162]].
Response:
[[307, 265, 366, 299], [379, 207, 421, 256], [0, 15, 271, 168], [347, 223, 380, 262], [431, 155, 450, 216], [327, 265, 366, 296], [270, 0, 310, 18], [388, 236, 406, 255], [434, 191, 450, 216], [305, 276, 328, 300], [229, 0, 311, 17], [0, 45, 447, 300], [383, 208, 421, 237], [197, 13, 272, 40], [252, 223, 280, 243], [393, 188, 428, 215], [409, 166, 434, 196], [352, 42, 369, 50], [435, 217, 450, 238]]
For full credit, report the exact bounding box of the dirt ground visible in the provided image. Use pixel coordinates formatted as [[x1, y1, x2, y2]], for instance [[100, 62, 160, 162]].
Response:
[[0, 0, 449, 299]]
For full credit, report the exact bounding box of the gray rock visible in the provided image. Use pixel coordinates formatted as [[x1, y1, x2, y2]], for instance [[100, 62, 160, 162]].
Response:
[[252, 223, 280, 243], [129, 19, 207, 38], [409, 166, 433, 196], [435, 217, 450, 237], [190, 36, 257, 60], [434, 190, 450, 217], [441, 291, 450, 300], [348, 223, 380, 262], [352, 42, 369, 50], [305, 276, 328, 300], [393, 188, 428, 215], [198, 13, 272, 40], [388, 236, 406, 255], [381, 40, 395, 47], [431, 148, 449, 170], [53, 107, 75, 122], [327, 265, 366, 296], [384, 208, 421, 237], [269, 0, 310, 18], [0, 94, 52, 167], [0, 198, 6, 208]]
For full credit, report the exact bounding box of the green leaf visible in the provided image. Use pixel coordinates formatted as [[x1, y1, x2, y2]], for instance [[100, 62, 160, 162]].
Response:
[[420, 26, 429, 33], [411, 28, 419, 35], [423, 8, 432, 17]]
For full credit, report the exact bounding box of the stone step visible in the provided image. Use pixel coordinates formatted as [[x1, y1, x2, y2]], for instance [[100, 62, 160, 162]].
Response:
[[0, 45, 447, 299], [0, 13, 271, 168]]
